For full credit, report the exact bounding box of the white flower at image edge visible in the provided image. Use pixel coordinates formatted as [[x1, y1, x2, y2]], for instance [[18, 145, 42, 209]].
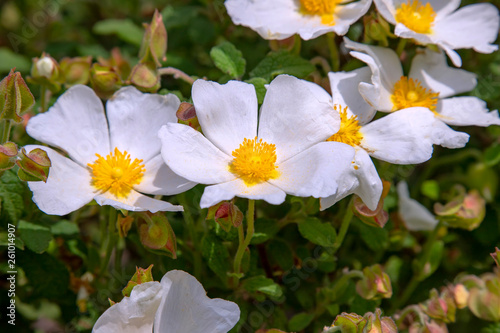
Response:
[[158, 75, 356, 208], [224, 0, 372, 40], [397, 181, 438, 231], [92, 270, 240, 333], [373, 0, 499, 67], [26, 85, 196, 215]]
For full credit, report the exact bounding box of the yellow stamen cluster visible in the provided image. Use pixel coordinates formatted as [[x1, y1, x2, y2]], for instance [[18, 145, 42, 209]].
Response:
[[229, 137, 279, 186], [391, 76, 439, 112], [395, 0, 436, 34], [88, 148, 145, 198], [327, 105, 363, 147], [299, 0, 341, 25]]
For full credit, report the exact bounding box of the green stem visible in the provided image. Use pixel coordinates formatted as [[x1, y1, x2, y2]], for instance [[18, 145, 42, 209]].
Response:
[[100, 208, 117, 275], [396, 38, 408, 57], [232, 199, 255, 286], [40, 85, 48, 113], [292, 34, 302, 55], [1, 120, 12, 144], [178, 192, 202, 279], [331, 199, 354, 255], [327, 32, 340, 72]]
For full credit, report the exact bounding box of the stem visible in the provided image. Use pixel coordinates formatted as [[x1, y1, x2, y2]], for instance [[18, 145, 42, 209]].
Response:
[[331, 199, 354, 255], [178, 192, 202, 279], [100, 208, 117, 275], [396, 38, 407, 57], [158, 67, 196, 85], [327, 32, 340, 72], [40, 85, 48, 113], [232, 199, 255, 286], [1, 120, 12, 144], [292, 34, 302, 55]]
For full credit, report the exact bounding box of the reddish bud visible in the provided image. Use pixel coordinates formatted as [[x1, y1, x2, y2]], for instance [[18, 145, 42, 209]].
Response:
[[176, 102, 197, 121], [122, 264, 155, 297], [0, 69, 35, 123], [137, 212, 177, 258], [16, 147, 51, 182], [0, 142, 18, 171], [59, 56, 92, 87]]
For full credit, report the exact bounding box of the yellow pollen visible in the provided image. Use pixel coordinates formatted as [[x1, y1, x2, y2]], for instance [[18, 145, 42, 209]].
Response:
[[299, 0, 341, 25], [229, 137, 279, 186], [395, 0, 436, 34], [88, 147, 145, 198], [327, 105, 363, 147], [391, 76, 439, 112]]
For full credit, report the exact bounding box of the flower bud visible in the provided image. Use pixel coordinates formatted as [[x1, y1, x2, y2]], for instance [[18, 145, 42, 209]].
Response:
[[137, 212, 177, 258], [129, 62, 160, 93], [408, 319, 448, 333], [467, 163, 497, 202], [354, 179, 390, 228], [29, 53, 62, 91], [122, 264, 155, 297], [139, 9, 167, 66], [90, 64, 122, 99], [420, 289, 456, 323], [59, 56, 92, 87], [327, 309, 395, 333], [176, 102, 197, 121], [451, 284, 469, 309], [0, 69, 35, 123], [356, 264, 393, 300], [0, 142, 18, 171], [207, 201, 243, 232], [16, 147, 51, 182], [468, 271, 500, 322], [364, 309, 397, 333], [434, 186, 486, 231], [492, 247, 500, 268], [330, 312, 365, 331], [363, 13, 395, 47], [117, 214, 134, 238]]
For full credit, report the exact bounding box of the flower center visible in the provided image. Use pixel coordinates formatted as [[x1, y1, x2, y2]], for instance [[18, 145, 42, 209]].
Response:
[[327, 105, 363, 147], [395, 0, 436, 34], [391, 76, 439, 112], [229, 137, 279, 186], [88, 148, 145, 198], [299, 0, 341, 25]]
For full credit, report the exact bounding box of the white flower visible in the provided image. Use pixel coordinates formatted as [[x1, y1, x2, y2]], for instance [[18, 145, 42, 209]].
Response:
[[92, 270, 240, 333], [344, 38, 500, 148], [224, 0, 372, 40], [373, 0, 500, 67], [158, 75, 356, 208], [302, 68, 440, 210], [26, 85, 195, 215], [397, 181, 438, 231]]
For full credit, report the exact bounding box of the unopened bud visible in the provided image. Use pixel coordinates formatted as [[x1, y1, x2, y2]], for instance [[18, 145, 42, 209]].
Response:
[[139, 9, 167, 66], [129, 63, 160, 93], [59, 56, 92, 86], [492, 247, 500, 267], [122, 264, 155, 297], [354, 180, 390, 228], [468, 272, 500, 322], [138, 212, 177, 258], [176, 102, 196, 121], [451, 284, 469, 309], [207, 201, 243, 232], [117, 214, 134, 238], [90, 64, 122, 99], [435, 186, 486, 231], [420, 289, 456, 323], [356, 264, 393, 300], [0, 69, 35, 122], [16, 147, 51, 182], [30, 53, 61, 91], [0, 142, 18, 171]]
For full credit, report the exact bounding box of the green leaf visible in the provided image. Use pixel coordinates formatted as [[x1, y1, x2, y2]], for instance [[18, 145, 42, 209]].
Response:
[[298, 218, 336, 247], [161, 5, 199, 30], [484, 143, 500, 167], [0, 48, 31, 73], [210, 42, 246, 78], [251, 218, 279, 245], [250, 50, 315, 81], [50, 220, 79, 237], [289, 313, 314, 332], [201, 232, 231, 285], [93, 19, 143, 46], [242, 275, 283, 298], [18, 220, 52, 254], [17, 250, 70, 299], [0, 169, 24, 222], [357, 219, 389, 252], [267, 239, 294, 271], [421, 180, 440, 200], [245, 77, 268, 104]]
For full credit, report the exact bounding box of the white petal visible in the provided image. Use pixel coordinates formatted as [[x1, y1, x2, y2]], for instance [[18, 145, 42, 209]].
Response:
[[200, 179, 286, 208], [344, 38, 401, 111], [429, 0, 461, 19], [106, 86, 180, 163], [431, 120, 469, 149], [328, 67, 377, 125], [434, 3, 500, 54], [373, 0, 397, 24], [93, 282, 163, 333], [134, 155, 196, 196], [158, 123, 235, 184], [436, 97, 500, 127], [95, 190, 183, 212], [409, 48, 476, 98], [440, 44, 463, 68], [26, 85, 110, 166], [360, 108, 436, 164], [397, 181, 438, 231], [331, 0, 373, 36], [269, 142, 355, 198], [320, 149, 382, 211], [394, 23, 435, 46], [258, 75, 339, 163], [26, 145, 95, 216], [192, 79, 258, 156], [154, 270, 240, 333]]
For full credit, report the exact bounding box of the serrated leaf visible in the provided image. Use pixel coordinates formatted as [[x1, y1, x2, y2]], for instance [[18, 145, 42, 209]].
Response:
[[298, 218, 336, 248], [18, 220, 52, 253], [201, 232, 230, 285], [242, 275, 283, 298], [50, 220, 79, 237], [357, 219, 389, 252], [250, 51, 315, 81], [245, 77, 268, 104], [93, 19, 143, 47], [210, 42, 246, 78], [0, 169, 24, 222], [289, 313, 314, 332]]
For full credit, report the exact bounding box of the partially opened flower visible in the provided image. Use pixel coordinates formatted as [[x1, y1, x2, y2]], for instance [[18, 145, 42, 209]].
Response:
[[26, 85, 195, 215], [300, 67, 441, 210], [345, 38, 500, 147], [224, 0, 372, 40], [93, 270, 240, 333], [373, 0, 500, 66], [397, 181, 438, 231], [159, 75, 356, 208]]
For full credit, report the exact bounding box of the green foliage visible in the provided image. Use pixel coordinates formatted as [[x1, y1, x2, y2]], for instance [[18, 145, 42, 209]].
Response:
[[18, 220, 52, 254], [93, 19, 144, 47], [242, 275, 283, 298], [210, 42, 246, 78], [298, 218, 337, 248], [0, 169, 24, 222], [250, 51, 315, 81]]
